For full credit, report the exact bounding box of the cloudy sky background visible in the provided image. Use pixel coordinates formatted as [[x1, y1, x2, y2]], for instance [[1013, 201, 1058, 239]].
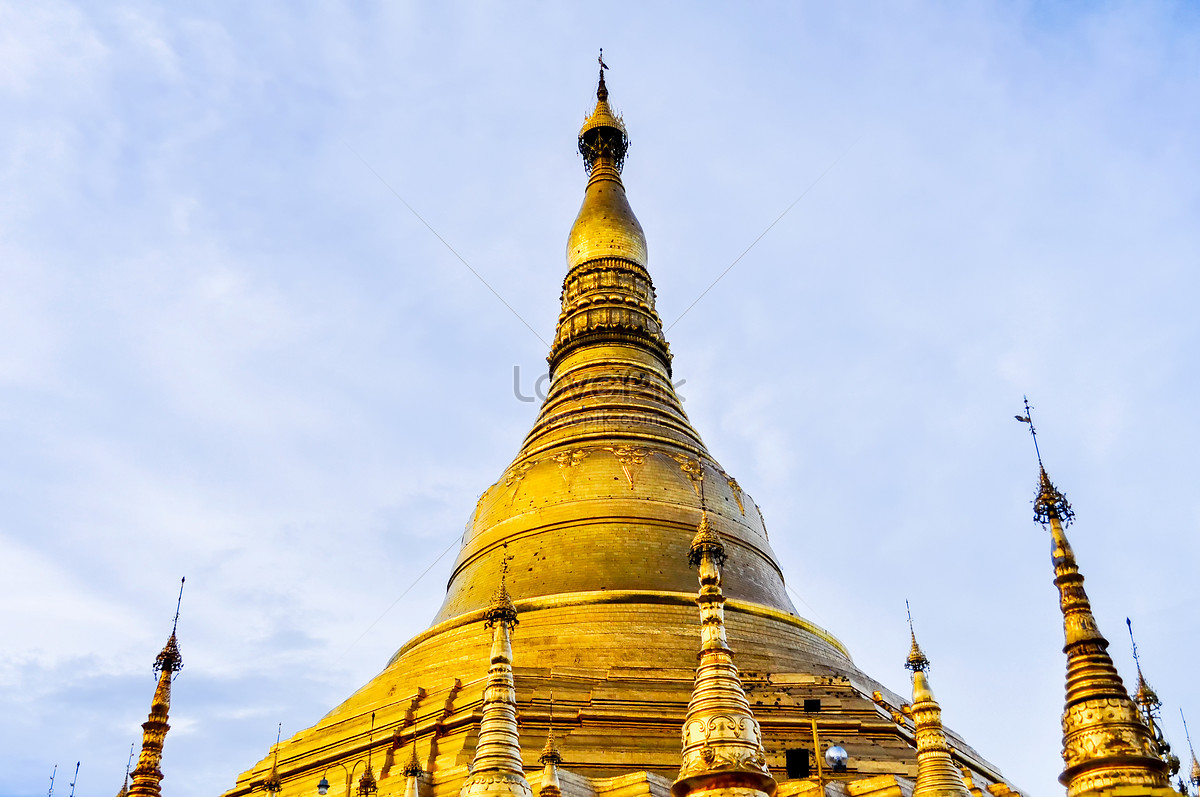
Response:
[[2, 2, 1198, 796]]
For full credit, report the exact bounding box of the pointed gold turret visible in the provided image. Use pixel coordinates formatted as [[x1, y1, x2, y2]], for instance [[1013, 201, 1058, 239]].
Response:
[[404, 744, 424, 797], [547, 54, 671, 386], [460, 561, 532, 797], [672, 511, 775, 797], [903, 620, 970, 797], [1034, 466, 1171, 796], [538, 727, 563, 797], [263, 724, 283, 795], [1127, 620, 1182, 781], [128, 579, 185, 797]]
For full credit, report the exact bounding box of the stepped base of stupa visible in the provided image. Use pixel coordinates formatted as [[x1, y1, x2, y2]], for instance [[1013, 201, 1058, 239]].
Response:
[[222, 598, 1012, 796]]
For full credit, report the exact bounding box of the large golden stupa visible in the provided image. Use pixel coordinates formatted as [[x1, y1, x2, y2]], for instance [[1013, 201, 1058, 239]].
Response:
[[220, 67, 1022, 797]]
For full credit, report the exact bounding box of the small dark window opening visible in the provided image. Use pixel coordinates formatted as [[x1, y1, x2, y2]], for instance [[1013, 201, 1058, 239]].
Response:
[[804, 698, 822, 713], [785, 748, 811, 779]]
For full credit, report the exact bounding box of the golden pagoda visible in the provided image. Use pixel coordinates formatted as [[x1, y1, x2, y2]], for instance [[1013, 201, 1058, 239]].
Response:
[[672, 508, 774, 797], [129, 579, 185, 797], [903, 624, 970, 797], [223, 60, 1021, 797], [1027, 432, 1176, 796]]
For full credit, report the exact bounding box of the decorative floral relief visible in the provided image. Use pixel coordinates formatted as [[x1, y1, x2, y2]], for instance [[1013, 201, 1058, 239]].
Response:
[[671, 454, 704, 495], [726, 477, 745, 515], [551, 449, 589, 483], [503, 462, 537, 500], [681, 745, 770, 775], [605, 445, 647, 488]]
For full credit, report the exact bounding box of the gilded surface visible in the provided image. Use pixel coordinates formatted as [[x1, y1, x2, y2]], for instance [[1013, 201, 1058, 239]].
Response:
[[459, 584, 532, 797], [903, 639, 969, 797], [128, 633, 181, 797], [1037, 471, 1169, 796], [221, 68, 1018, 797], [672, 517, 774, 797]]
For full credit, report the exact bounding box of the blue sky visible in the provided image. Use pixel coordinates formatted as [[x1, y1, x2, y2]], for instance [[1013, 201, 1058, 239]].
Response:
[[2, 3, 1198, 796]]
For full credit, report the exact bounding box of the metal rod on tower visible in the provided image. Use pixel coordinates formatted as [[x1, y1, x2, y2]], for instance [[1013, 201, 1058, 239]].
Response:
[[67, 762, 80, 797]]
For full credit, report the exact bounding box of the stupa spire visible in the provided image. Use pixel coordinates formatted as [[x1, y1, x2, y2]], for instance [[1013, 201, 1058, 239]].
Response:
[[538, 716, 563, 797], [1016, 403, 1170, 796], [672, 498, 775, 797], [903, 613, 970, 797], [460, 549, 532, 797], [127, 578, 185, 797], [403, 742, 424, 797], [546, 52, 672, 384], [1127, 620, 1182, 780], [262, 724, 283, 795]]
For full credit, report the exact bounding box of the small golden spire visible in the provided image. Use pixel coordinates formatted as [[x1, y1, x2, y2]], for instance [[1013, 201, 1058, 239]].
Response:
[[459, 550, 532, 797], [1127, 621, 1183, 780], [263, 723, 283, 794], [127, 578, 185, 797], [905, 600, 929, 674], [358, 713, 379, 797], [116, 743, 134, 797], [404, 743, 423, 777], [672, 507, 775, 797], [578, 48, 628, 175], [903, 615, 970, 797], [538, 713, 563, 797], [551, 56, 670, 379], [1017, 404, 1170, 796], [403, 742, 423, 797]]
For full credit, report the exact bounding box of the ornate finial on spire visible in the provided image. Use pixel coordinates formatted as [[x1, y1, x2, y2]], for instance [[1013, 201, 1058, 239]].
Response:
[[1127, 621, 1182, 779], [1017, 400, 1075, 526], [672, 501, 774, 797], [263, 723, 283, 794], [486, 544, 518, 628], [1015, 396, 1043, 468], [540, 691, 562, 766], [127, 581, 188, 797], [356, 713, 379, 797], [578, 52, 628, 175], [404, 743, 423, 778], [1128, 619, 1159, 707], [905, 631, 970, 797], [904, 601, 929, 674], [403, 742, 423, 797], [688, 511, 726, 568], [597, 48, 608, 98], [1020, 408, 1173, 796], [154, 578, 185, 677], [538, 693, 563, 797]]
